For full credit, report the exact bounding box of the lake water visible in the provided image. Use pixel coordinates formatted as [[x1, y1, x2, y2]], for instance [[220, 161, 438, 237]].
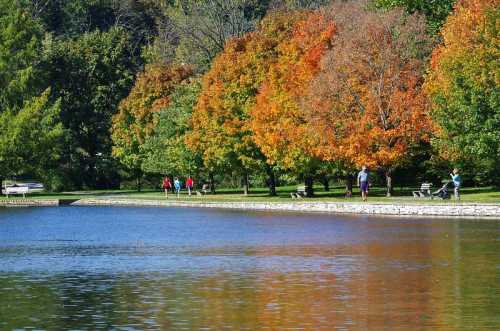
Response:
[[0, 206, 498, 330]]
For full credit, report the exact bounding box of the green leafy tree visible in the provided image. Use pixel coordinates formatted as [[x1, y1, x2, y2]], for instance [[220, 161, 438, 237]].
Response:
[[373, 0, 456, 31], [43, 27, 139, 189], [0, 0, 63, 192], [0, 90, 64, 190], [425, 0, 499, 185], [111, 63, 193, 190], [27, 0, 159, 48], [141, 80, 203, 177], [0, 0, 43, 110]]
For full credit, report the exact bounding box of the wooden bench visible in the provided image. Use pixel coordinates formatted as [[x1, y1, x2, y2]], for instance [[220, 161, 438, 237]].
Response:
[[413, 183, 432, 198], [5, 186, 29, 198], [290, 185, 307, 199]]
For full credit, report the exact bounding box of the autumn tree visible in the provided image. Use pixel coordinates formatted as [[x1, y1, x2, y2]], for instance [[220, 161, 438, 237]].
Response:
[[425, 0, 500, 185], [187, 11, 309, 196], [303, 2, 434, 196], [111, 63, 192, 190], [250, 10, 335, 196]]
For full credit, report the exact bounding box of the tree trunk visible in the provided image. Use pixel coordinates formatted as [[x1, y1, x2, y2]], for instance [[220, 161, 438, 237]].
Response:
[[0, 176, 3, 195], [386, 170, 393, 197], [305, 176, 314, 197], [242, 172, 249, 196], [136, 172, 142, 192], [209, 172, 216, 194], [266, 166, 277, 196], [345, 174, 354, 198], [322, 175, 330, 191]]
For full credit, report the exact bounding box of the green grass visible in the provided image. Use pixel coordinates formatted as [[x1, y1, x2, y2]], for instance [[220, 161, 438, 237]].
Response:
[[2, 185, 499, 204]]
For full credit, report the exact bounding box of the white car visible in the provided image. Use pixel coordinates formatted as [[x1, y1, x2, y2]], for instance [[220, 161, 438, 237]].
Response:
[[3, 182, 45, 197]]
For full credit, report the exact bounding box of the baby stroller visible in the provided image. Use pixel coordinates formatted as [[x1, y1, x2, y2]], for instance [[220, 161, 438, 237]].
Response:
[[432, 182, 451, 200]]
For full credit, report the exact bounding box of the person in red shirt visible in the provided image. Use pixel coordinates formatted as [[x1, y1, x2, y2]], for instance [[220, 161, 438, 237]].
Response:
[[186, 176, 194, 196], [162, 176, 172, 198]]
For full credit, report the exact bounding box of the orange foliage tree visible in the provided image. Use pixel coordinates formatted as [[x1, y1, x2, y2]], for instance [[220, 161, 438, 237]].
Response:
[[303, 3, 434, 196], [186, 11, 308, 195], [111, 63, 192, 189], [250, 10, 335, 196]]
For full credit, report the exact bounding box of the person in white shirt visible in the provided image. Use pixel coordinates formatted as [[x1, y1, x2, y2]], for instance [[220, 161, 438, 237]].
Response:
[[357, 166, 370, 202]]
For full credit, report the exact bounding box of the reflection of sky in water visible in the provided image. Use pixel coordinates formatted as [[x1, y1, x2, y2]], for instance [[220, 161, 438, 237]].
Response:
[[0, 246, 364, 274], [0, 207, 499, 330], [0, 206, 444, 274]]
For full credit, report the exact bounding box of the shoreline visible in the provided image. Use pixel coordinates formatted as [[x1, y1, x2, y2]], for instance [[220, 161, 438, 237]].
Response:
[[1, 198, 499, 218]]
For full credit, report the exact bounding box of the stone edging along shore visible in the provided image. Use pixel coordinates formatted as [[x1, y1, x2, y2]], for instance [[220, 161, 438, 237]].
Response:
[[70, 198, 500, 218], [0, 199, 59, 207], [1, 198, 499, 218]]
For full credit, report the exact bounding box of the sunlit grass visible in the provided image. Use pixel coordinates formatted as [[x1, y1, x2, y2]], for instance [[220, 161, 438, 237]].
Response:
[[2, 185, 497, 204]]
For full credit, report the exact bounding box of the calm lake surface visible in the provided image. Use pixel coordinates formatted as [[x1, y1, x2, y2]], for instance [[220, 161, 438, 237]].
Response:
[[0, 206, 498, 330]]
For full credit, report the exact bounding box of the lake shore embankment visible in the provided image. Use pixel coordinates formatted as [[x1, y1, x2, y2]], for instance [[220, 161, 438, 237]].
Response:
[[2, 198, 499, 218]]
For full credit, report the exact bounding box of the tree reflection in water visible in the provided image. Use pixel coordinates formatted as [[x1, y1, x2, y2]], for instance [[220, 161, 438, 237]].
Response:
[[0, 207, 498, 330]]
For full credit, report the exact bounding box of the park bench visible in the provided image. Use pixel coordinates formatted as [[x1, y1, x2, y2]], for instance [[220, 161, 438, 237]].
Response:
[[4, 185, 29, 198], [290, 185, 307, 199], [413, 183, 433, 198]]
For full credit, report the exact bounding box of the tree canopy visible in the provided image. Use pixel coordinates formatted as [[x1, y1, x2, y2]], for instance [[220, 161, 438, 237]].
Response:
[[250, 11, 335, 172], [373, 0, 456, 31], [111, 63, 193, 183], [1, 0, 498, 193], [44, 27, 139, 188], [141, 80, 202, 177], [303, 2, 434, 195], [0, 0, 63, 191], [425, 0, 500, 184]]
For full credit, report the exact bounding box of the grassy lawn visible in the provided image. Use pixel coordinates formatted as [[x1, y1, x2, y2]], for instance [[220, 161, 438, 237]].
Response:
[[2, 185, 499, 204]]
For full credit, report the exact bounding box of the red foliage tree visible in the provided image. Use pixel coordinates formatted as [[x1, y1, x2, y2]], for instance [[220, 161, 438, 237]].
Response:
[[303, 3, 434, 196]]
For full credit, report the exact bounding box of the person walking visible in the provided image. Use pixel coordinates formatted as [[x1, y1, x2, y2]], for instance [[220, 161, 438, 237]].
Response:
[[450, 168, 461, 200], [357, 166, 370, 202], [162, 176, 172, 198], [186, 176, 194, 196], [174, 177, 181, 198]]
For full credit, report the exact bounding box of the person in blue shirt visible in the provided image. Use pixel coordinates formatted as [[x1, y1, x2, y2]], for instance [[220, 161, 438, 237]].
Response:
[[357, 166, 370, 202], [450, 168, 461, 200], [174, 177, 181, 198]]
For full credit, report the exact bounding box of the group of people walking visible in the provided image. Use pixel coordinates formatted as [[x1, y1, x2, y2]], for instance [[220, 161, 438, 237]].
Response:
[[162, 176, 194, 198]]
